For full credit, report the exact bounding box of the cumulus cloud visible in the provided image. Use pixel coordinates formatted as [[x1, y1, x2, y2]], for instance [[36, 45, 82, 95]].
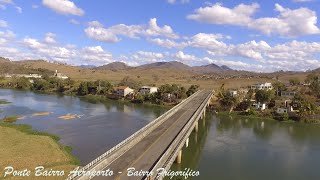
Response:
[[0, 0, 13, 4], [0, 19, 8, 28], [0, 33, 113, 65], [15, 6, 22, 13], [44, 32, 57, 44], [0, 4, 6, 10], [167, 0, 190, 4], [85, 18, 179, 43], [42, 0, 84, 16], [69, 19, 80, 25], [32, 5, 39, 9], [293, 0, 313, 2], [188, 3, 320, 37], [187, 3, 259, 25]]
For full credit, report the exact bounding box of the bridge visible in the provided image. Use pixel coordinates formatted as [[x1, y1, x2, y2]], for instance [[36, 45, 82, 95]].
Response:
[[67, 90, 213, 180]]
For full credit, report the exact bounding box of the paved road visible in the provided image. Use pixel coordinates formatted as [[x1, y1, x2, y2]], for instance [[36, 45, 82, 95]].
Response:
[[93, 90, 211, 180]]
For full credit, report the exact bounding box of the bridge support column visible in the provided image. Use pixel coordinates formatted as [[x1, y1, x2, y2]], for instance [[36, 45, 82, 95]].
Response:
[[176, 150, 182, 164], [185, 138, 189, 148], [194, 121, 198, 133]]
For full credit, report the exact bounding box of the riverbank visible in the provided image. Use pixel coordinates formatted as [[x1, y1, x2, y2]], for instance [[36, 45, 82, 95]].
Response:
[[216, 111, 297, 123], [0, 123, 79, 179]]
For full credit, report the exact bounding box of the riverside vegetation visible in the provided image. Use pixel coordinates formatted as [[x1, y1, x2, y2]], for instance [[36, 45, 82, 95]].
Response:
[[214, 73, 320, 124], [0, 75, 199, 106]]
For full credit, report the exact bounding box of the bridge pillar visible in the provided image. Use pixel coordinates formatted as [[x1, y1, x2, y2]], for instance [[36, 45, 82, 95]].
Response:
[[186, 137, 189, 148], [202, 115, 206, 127], [176, 150, 182, 164], [194, 121, 198, 133]]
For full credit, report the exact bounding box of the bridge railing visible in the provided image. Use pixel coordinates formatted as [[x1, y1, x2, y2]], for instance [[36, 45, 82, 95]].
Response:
[[66, 90, 202, 180], [148, 90, 213, 180]]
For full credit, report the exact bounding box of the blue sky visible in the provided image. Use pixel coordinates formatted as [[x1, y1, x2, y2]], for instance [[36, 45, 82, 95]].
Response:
[[0, 0, 320, 72]]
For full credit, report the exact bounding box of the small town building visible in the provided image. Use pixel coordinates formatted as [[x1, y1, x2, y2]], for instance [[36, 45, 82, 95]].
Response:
[[228, 90, 238, 97], [253, 102, 266, 110], [53, 70, 68, 79], [114, 86, 134, 97], [250, 83, 273, 90], [139, 86, 158, 95], [277, 107, 289, 114], [280, 91, 296, 98]]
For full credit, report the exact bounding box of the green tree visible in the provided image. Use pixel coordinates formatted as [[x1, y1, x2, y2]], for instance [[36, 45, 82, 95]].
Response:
[[255, 90, 275, 103], [186, 85, 199, 97], [77, 82, 89, 96], [14, 77, 31, 90], [289, 78, 300, 86], [32, 79, 50, 91]]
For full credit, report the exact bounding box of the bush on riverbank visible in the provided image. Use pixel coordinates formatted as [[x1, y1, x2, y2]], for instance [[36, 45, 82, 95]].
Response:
[[0, 100, 11, 104], [2, 116, 20, 123]]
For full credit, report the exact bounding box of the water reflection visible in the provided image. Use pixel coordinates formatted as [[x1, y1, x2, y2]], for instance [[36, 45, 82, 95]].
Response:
[[0, 89, 168, 164], [169, 113, 320, 180]]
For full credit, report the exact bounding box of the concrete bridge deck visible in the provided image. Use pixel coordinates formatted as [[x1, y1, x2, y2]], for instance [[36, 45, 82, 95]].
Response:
[[68, 90, 213, 180]]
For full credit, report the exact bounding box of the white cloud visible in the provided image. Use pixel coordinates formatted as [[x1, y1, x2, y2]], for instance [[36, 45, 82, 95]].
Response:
[[149, 38, 188, 49], [127, 51, 166, 64], [293, 0, 313, 2], [187, 3, 259, 25], [42, 0, 84, 16], [0, 30, 15, 45], [15, 6, 22, 13], [0, 0, 13, 4], [173, 51, 199, 63], [0, 4, 6, 10], [188, 3, 320, 37], [80, 46, 113, 64], [85, 18, 179, 43], [44, 32, 57, 44], [0, 19, 7, 28], [32, 5, 39, 9], [167, 0, 190, 4], [249, 4, 320, 36], [69, 19, 80, 25], [145, 18, 179, 39]]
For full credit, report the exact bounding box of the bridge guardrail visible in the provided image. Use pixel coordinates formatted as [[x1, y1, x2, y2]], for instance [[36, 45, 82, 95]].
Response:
[[149, 90, 213, 180], [66, 90, 202, 180]]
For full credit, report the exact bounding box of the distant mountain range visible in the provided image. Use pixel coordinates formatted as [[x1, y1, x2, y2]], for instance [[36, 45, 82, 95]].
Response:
[[93, 61, 234, 73], [96, 62, 131, 71]]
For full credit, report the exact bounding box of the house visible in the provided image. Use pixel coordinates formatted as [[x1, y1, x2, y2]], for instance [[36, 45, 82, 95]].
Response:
[[139, 86, 158, 95], [228, 90, 238, 97], [252, 102, 266, 110], [53, 70, 68, 79], [250, 82, 273, 90], [277, 107, 289, 114], [14, 74, 42, 78], [114, 86, 134, 97], [280, 91, 296, 98]]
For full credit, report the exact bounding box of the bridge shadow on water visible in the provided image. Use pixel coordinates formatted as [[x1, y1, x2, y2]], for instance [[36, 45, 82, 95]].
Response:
[[166, 112, 214, 180]]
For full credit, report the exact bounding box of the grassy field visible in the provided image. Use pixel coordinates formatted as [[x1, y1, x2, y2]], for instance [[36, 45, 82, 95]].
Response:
[[0, 123, 78, 179]]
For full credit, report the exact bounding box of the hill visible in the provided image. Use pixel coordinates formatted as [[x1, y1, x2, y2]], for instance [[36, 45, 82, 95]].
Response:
[[0, 57, 53, 75], [137, 61, 191, 70], [192, 63, 233, 73], [96, 62, 131, 71]]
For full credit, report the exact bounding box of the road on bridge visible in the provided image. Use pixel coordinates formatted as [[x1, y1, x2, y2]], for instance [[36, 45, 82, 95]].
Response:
[[93, 90, 211, 180]]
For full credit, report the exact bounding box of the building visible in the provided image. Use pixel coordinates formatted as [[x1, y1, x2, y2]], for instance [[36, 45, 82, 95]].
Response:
[[277, 107, 289, 114], [114, 86, 134, 97], [250, 83, 273, 90], [53, 70, 68, 79], [228, 90, 238, 97], [139, 86, 158, 95], [280, 91, 296, 98], [253, 102, 266, 110]]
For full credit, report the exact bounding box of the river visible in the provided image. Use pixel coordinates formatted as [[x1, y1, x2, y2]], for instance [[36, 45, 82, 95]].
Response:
[[1, 89, 320, 180]]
